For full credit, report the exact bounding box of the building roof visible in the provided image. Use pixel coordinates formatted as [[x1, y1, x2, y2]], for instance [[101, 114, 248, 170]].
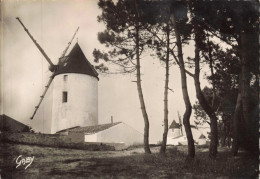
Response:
[[56, 122, 122, 134], [54, 43, 98, 79], [169, 120, 197, 129], [169, 120, 181, 129], [199, 134, 206, 139], [56, 126, 81, 133], [0, 114, 30, 132]]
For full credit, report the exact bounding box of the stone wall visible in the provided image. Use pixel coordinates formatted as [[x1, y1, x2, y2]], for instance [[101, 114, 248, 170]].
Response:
[[68, 131, 84, 143], [0, 132, 114, 151]]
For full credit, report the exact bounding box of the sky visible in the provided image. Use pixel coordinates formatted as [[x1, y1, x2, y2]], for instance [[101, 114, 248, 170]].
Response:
[[1, 0, 210, 143]]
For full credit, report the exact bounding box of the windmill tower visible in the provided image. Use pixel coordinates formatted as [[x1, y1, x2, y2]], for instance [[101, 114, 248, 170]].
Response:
[[17, 18, 98, 134], [168, 111, 183, 138], [51, 43, 98, 133]]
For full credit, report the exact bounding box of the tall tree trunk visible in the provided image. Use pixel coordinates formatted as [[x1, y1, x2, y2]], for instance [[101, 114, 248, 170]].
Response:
[[232, 92, 242, 156], [221, 126, 227, 147], [207, 34, 220, 148], [172, 16, 195, 158], [160, 23, 170, 154], [239, 31, 258, 152], [240, 32, 251, 145], [207, 32, 216, 108], [194, 30, 218, 158], [135, 23, 151, 154]]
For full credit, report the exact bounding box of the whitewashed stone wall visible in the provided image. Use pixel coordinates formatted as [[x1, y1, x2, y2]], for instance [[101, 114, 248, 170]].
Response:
[[94, 123, 143, 146], [168, 128, 181, 139], [51, 73, 98, 133]]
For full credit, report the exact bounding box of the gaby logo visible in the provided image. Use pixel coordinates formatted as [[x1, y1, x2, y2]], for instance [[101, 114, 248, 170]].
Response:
[[16, 155, 34, 169]]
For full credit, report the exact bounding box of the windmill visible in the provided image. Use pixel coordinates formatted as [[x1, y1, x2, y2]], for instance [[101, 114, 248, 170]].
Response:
[[167, 111, 183, 139], [17, 17, 99, 134], [16, 17, 79, 120]]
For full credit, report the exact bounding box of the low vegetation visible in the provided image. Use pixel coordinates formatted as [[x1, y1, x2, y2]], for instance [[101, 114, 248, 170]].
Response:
[[0, 143, 257, 178]]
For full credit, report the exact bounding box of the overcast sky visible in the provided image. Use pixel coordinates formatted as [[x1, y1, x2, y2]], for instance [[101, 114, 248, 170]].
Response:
[[1, 0, 210, 143]]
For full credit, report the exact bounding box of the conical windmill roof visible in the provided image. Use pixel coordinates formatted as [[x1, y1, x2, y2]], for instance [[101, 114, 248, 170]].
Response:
[[169, 120, 181, 129], [54, 43, 98, 79]]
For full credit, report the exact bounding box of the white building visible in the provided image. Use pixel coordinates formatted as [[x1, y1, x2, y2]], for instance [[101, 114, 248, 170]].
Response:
[[57, 122, 143, 148]]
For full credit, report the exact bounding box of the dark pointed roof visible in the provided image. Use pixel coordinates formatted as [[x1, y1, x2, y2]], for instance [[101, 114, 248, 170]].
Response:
[[169, 120, 181, 129], [54, 43, 98, 79]]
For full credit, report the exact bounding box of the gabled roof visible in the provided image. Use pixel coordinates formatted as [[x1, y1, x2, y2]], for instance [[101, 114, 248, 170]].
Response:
[[57, 122, 122, 134], [54, 43, 98, 79]]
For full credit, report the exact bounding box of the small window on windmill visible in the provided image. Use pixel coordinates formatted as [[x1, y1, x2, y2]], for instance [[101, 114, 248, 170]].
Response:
[[62, 91, 68, 103], [63, 75, 68, 82]]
